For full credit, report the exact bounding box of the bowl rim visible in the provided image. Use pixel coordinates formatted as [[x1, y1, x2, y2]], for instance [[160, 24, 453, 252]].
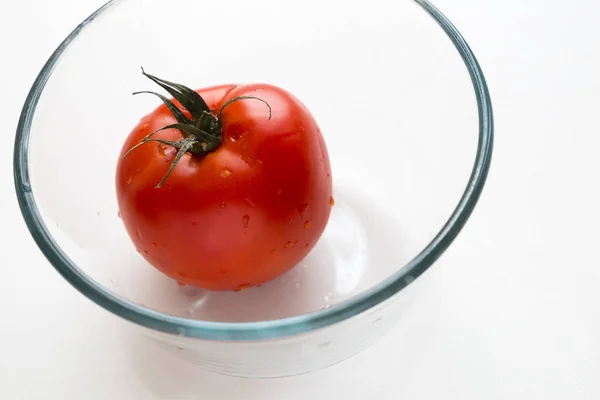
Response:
[[13, 0, 493, 341]]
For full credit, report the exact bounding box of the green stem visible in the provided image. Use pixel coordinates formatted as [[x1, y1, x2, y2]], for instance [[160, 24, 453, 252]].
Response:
[[126, 69, 272, 188], [219, 96, 273, 121], [155, 139, 196, 189]]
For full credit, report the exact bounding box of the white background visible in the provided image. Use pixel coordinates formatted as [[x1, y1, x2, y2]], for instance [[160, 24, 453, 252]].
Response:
[[1, 0, 600, 399]]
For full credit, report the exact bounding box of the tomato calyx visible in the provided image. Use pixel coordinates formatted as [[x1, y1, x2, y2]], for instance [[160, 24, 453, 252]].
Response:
[[124, 68, 272, 188]]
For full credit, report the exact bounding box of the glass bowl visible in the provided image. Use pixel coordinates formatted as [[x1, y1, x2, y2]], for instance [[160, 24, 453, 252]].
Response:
[[14, 0, 493, 378]]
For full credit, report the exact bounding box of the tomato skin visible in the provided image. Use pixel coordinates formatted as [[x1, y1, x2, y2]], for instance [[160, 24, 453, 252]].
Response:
[[116, 83, 332, 291]]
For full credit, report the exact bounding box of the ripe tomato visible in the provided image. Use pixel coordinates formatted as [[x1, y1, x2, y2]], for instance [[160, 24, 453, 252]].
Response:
[[116, 70, 333, 291]]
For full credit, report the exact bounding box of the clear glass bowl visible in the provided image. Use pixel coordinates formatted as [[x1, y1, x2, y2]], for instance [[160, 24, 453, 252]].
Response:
[[14, 0, 493, 378]]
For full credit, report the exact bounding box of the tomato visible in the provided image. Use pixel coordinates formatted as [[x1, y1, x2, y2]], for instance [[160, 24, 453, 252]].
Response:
[[116, 70, 333, 291]]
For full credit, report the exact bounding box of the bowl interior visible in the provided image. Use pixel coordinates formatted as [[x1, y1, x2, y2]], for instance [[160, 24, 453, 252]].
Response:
[[26, 0, 477, 323]]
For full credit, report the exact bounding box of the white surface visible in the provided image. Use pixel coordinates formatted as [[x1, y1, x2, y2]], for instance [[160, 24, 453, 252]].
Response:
[[1, 0, 599, 398]]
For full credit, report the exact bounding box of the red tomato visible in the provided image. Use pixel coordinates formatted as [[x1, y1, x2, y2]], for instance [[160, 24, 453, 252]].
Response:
[[116, 70, 333, 291]]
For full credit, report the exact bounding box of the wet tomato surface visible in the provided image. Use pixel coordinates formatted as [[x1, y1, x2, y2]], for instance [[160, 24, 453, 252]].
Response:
[[116, 70, 332, 291]]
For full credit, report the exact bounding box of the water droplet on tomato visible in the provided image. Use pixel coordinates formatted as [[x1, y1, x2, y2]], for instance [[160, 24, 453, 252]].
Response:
[[143, 249, 150, 255], [229, 130, 248, 143], [299, 203, 309, 217], [151, 242, 157, 248], [305, 242, 310, 248], [256, 159, 264, 166], [294, 240, 299, 245], [299, 126, 305, 133], [276, 189, 283, 195], [330, 196, 335, 207], [242, 215, 250, 228], [244, 198, 256, 208], [163, 147, 176, 162], [284, 241, 293, 248], [304, 221, 312, 229], [176, 281, 186, 287], [221, 169, 232, 178], [327, 172, 331, 178], [220, 202, 227, 209], [191, 221, 198, 226], [219, 269, 228, 275], [126, 169, 141, 185], [136, 249, 142, 254], [269, 249, 277, 255], [287, 217, 293, 224], [117, 211, 121, 219], [234, 283, 251, 292]]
